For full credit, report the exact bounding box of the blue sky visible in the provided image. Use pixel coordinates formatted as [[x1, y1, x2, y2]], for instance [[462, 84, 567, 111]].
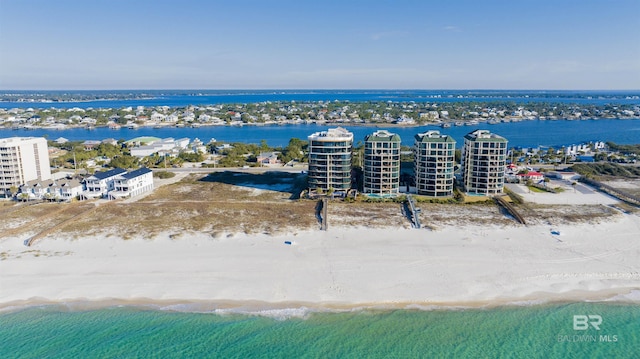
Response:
[[1, 0, 639, 90]]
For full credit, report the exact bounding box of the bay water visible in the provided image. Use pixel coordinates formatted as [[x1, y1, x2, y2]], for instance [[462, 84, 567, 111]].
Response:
[[2, 119, 640, 148]]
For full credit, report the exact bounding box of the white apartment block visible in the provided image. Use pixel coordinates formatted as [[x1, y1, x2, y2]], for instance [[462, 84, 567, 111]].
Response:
[[308, 127, 353, 192], [414, 131, 456, 197], [363, 130, 401, 196], [461, 130, 508, 195], [0, 137, 52, 198]]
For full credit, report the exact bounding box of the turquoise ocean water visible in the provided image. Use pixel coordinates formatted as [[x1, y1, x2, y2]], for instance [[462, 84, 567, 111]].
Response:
[[1, 302, 638, 358]]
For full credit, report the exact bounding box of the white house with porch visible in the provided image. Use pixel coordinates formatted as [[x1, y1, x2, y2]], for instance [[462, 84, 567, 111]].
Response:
[[109, 167, 154, 199], [19, 178, 83, 201], [58, 179, 84, 200], [84, 168, 127, 198]]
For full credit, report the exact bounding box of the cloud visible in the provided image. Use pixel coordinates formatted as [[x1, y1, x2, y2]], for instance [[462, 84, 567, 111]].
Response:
[[442, 25, 461, 32]]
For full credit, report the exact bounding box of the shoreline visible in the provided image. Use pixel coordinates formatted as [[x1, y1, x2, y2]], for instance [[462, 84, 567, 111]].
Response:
[[2, 287, 639, 316], [2, 116, 640, 132]]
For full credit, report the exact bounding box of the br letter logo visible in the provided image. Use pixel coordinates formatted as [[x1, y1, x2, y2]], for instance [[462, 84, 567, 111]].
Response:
[[573, 315, 602, 330]]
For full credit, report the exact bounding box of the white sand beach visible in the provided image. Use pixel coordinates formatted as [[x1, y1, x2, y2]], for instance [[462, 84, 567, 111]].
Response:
[[2, 212, 640, 310]]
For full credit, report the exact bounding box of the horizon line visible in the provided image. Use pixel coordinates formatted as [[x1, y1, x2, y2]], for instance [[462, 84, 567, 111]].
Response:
[[2, 88, 640, 92]]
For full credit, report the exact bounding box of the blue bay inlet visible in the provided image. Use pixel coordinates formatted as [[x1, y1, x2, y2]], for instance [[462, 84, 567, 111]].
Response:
[[2, 119, 640, 149]]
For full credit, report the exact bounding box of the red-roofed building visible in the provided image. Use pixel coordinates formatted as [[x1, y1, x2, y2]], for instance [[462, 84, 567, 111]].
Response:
[[517, 171, 544, 182]]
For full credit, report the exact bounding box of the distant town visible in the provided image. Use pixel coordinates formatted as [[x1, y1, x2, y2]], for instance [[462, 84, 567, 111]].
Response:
[[1, 99, 639, 131]]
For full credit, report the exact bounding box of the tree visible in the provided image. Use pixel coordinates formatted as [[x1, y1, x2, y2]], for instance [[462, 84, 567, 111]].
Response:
[[279, 138, 307, 164], [178, 152, 205, 162], [259, 139, 269, 152], [351, 141, 364, 168], [96, 143, 122, 158], [110, 155, 139, 169]]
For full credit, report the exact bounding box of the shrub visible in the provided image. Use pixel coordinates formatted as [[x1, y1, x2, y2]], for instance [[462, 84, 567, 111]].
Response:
[[154, 171, 176, 179]]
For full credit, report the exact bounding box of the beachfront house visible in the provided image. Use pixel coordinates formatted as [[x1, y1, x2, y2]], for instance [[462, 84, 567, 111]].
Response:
[[19, 179, 55, 200], [109, 167, 154, 200], [58, 179, 84, 200], [84, 168, 127, 198], [19, 178, 83, 201], [84, 167, 154, 199]]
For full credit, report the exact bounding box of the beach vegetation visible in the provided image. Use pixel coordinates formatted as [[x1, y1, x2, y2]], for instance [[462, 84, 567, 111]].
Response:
[[606, 142, 640, 156], [414, 195, 457, 204], [278, 138, 308, 164], [527, 185, 546, 193], [178, 152, 205, 162], [572, 162, 640, 179], [153, 171, 175, 179]]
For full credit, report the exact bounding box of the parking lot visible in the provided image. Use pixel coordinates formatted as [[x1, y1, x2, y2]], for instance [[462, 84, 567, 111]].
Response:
[[505, 179, 620, 205]]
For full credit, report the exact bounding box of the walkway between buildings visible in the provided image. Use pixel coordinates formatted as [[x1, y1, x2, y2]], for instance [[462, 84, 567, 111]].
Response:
[[494, 196, 526, 225]]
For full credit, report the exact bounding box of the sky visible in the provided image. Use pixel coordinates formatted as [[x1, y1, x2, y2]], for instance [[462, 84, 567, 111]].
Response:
[[0, 0, 639, 90]]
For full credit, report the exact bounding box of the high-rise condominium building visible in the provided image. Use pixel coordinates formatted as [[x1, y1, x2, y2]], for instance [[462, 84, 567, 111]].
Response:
[[363, 130, 401, 195], [461, 130, 508, 195], [414, 130, 456, 197], [307, 127, 353, 191], [0, 137, 52, 198]]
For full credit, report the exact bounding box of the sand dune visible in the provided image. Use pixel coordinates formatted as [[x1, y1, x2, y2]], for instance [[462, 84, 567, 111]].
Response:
[[2, 213, 639, 310]]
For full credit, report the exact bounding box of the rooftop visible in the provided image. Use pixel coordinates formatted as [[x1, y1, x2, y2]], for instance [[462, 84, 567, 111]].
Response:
[[308, 127, 354, 141], [89, 168, 128, 180], [125, 136, 162, 145], [415, 130, 456, 143], [365, 130, 401, 143], [0, 136, 46, 145], [464, 129, 507, 142], [121, 167, 152, 179]]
